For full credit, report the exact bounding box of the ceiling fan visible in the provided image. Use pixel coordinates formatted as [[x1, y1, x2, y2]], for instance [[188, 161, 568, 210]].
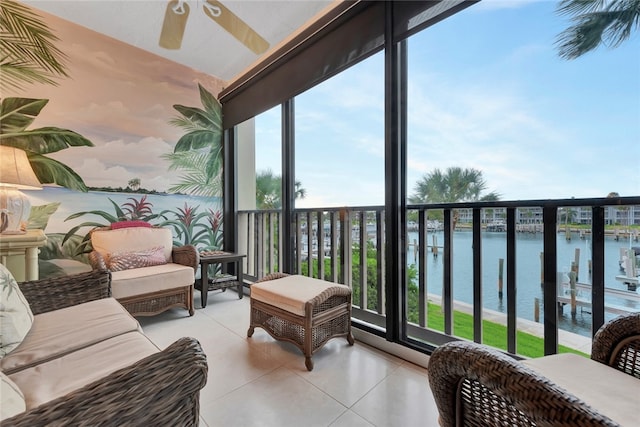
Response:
[[159, 0, 269, 55]]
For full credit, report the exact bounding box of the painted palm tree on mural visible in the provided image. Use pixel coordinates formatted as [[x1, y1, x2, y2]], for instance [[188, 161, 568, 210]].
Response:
[[0, 0, 94, 192], [0, 98, 94, 192], [0, 0, 68, 91], [163, 83, 222, 198], [556, 0, 640, 59], [409, 167, 500, 229], [128, 178, 141, 191]]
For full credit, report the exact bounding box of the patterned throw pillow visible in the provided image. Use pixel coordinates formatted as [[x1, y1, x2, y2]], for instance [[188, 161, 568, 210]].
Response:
[[0, 264, 34, 358], [106, 246, 167, 272], [1, 372, 25, 420]]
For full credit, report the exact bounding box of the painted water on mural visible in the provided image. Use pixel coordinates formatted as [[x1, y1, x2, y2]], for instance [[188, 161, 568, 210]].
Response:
[[25, 186, 221, 234], [406, 230, 639, 337]]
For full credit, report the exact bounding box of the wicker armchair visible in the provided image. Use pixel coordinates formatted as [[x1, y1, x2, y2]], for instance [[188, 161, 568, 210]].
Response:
[[428, 313, 640, 427], [88, 226, 198, 317], [591, 312, 640, 378], [2, 270, 208, 426]]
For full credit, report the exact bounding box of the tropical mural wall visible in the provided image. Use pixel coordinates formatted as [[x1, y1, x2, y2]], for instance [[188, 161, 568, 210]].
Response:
[[1, 1, 225, 278]]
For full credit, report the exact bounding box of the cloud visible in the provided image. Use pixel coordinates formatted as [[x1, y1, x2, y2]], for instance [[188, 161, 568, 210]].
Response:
[[401, 68, 597, 201], [293, 58, 639, 205], [296, 166, 385, 208], [48, 136, 176, 192]]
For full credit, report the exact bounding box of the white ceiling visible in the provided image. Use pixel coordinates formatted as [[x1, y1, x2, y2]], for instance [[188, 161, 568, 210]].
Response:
[[23, 0, 335, 82]]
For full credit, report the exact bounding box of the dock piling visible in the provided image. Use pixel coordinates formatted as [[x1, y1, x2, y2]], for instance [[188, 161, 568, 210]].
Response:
[[570, 271, 577, 318], [539, 252, 544, 286], [498, 258, 504, 299], [432, 235, 438, 258], [413, 238, 417, 264]]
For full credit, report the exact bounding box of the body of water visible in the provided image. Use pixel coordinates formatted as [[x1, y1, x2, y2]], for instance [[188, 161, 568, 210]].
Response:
[[407, 230, 639, 337]]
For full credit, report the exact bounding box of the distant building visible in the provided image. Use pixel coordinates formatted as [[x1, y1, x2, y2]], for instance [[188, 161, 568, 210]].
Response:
[[456, 205, 640, 226]]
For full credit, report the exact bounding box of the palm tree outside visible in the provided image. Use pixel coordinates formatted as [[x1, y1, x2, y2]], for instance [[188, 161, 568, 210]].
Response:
[[409, 167, 500, 229], [256, 169, 306, 209], [556, 0, 640, 59]]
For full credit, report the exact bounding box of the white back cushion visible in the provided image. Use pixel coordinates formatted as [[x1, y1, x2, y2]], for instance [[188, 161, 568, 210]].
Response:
[[0, 264, 34, 358], [1, 371, 25, 420], [91, 227, 173, 262]]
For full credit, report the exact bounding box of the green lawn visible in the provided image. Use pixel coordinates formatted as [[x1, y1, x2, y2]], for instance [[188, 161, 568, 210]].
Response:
[[425, 302, 588, 358]]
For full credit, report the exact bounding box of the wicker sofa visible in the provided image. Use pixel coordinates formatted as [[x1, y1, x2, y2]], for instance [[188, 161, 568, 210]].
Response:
[[0, 268, 207, 426], [428, 313, 640, 427], [88, 225, 198, 317]]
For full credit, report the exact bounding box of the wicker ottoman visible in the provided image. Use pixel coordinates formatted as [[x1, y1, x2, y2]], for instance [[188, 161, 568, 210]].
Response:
[[247, 273, 354, 371]]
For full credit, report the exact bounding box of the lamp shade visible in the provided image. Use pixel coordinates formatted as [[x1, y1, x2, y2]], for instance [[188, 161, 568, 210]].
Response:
[[0, 146, 42, 189]]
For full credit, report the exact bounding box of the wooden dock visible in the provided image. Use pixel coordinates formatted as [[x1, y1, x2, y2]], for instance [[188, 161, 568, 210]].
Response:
[[556, 282, 640, 316]]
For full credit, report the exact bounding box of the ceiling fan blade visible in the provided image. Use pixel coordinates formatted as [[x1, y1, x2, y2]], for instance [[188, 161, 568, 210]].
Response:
[[159, 0, 190, 50], [203, 0, 269, 55]]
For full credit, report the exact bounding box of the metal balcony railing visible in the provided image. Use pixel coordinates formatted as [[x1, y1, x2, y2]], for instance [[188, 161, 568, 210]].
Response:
[[239, 197, 640, 355]]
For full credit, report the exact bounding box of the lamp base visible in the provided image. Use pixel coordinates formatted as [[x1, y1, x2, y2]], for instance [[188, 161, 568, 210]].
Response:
[[0, 186, 30, 234]]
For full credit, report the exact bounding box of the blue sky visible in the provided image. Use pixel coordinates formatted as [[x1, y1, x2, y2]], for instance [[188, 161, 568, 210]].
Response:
[[256, 0, 639, 208]]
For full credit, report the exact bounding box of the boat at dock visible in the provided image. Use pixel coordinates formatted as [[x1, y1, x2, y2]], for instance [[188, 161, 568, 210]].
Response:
[[486, 220, 506, 232], [617, 246, 640, 290]]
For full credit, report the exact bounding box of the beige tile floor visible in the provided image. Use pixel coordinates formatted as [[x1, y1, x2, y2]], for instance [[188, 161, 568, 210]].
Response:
[[138, 290, 441, 427]]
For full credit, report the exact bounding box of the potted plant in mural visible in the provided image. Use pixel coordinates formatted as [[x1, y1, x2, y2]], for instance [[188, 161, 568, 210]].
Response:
[[156, 203, 224, 278], [157, 205, 223, 250]]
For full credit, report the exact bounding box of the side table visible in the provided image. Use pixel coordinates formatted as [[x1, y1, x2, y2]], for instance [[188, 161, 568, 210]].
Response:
[[197, 251, 246, 308], [0, 229, 47, 282]]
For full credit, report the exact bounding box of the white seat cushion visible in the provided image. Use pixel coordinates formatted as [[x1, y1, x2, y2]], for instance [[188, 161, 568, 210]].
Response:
[[9, 331, 158, 410], [1, 298, 140, 374], [111, 263, 194, 299], [522, 353, 639, 426], [250, 275, 350, 316]]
